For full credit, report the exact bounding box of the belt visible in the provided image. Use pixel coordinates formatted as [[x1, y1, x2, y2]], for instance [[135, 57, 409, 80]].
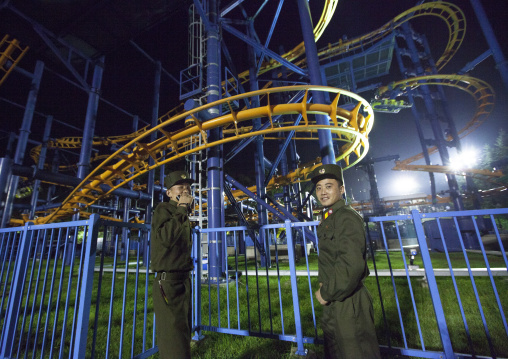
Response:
[[156, 271, 190, 281]]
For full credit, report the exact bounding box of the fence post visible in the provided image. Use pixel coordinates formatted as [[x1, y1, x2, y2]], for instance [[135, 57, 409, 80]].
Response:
[[411, 209, 454, 358], [0, 222, 33, 357], [192, 226, 204, 341], [286, 220, 307, 355], [72, 214, 100, 359]]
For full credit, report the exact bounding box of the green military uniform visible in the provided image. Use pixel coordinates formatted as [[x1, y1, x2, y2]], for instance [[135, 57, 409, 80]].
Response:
[[151, 171, 194, 359], [312, 164, 381, 359]]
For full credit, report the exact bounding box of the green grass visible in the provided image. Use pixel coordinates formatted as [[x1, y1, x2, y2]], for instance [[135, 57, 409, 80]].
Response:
[[232, 250, 508, 272], [3, 250, 508, 359]]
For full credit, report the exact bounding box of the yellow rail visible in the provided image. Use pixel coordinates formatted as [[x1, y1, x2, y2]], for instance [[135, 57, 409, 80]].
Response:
[[31, 86, 373, 224], [241, 1, 465, 84], [0, 34, 29, 87], [377, 74, 495, 166]]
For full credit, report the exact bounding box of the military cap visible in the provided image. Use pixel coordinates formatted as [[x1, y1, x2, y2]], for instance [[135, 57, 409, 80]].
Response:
[[310, 164, 344, 185], [164, 170, 195, 189]]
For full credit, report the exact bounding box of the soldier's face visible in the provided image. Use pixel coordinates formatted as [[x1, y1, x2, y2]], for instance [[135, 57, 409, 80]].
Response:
[[315, 178, 344, 207], [166, 183, 192, 201]]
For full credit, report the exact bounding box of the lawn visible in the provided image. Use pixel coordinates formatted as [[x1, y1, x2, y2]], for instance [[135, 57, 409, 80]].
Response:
[[4, 249, 507, 358]]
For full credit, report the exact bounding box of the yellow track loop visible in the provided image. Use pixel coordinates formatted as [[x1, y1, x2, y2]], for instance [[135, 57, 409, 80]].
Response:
[[246, 1, 465, 84], [391, 163, 504, 184], [28, 2, 463, 169], [318, 2, 465, 71], [376, 74, 495, 167], [30, 123, 155, 168], [29, 104, 185, 168], [235, 0, 338, 83], [32, 86, 373, 224]]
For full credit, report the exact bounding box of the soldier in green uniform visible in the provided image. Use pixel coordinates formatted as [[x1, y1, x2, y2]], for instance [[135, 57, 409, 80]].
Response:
[[311, 164, 381, 359], [151, 170, 195, 359]]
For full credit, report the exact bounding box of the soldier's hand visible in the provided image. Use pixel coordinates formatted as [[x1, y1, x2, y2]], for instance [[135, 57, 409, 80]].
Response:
[[315, 283, 329, 306], [178, 193, 194, 206]]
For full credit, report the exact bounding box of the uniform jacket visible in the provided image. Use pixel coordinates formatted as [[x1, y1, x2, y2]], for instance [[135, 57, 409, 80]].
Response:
[[150, 200, 193, 273], [317, 198, 369, 302]]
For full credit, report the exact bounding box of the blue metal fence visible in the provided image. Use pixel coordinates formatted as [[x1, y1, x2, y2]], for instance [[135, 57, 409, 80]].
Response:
[[367, 208, 508, 359], [0, 215, 156, 359], [1, 208, 507, 358]]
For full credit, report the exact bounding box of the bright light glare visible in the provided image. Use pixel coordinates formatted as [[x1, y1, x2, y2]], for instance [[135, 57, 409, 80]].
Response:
[[450, 148, 478, 170], [394, 176, 418, 194]]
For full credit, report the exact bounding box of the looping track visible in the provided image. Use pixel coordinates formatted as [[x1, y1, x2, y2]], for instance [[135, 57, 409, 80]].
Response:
[[35, 86, 373, 224], [377, 74, 495, 166]]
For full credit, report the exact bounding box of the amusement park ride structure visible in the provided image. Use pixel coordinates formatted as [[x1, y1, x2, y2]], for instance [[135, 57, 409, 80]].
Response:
[[0, 0, 507, 229]]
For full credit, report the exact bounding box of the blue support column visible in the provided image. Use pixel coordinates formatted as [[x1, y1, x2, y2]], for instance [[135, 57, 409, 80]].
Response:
[[401, 23, 463, 210], [144, 61, 161, 267], [393, 39, 437, 203], [124, 116, 139, 224], [296, 0, 335, 165], [76, 57, 104, 181], [29, 116, 53, 220], [0, 157, 13, 211], [69, 57, 104, 263], [248, 23, 269, 268], [205, 0, 224, 283], [470, 0, 508, 91], [1, 60, 44, 228]]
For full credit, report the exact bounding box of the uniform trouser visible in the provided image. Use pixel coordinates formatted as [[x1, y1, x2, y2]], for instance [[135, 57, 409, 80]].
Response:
[[322, 286, 381, 359], [153, 274, 192, 359]]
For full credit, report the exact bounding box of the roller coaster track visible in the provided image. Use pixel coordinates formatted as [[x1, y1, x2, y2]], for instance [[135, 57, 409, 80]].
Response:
[[29, 104, 185, 169], [27, 86, 373, 224], [375, 74, 495, 167], [28, 1, 464, 168], [0, 34, 29, 87], [18, 2, 477, 224], [238, 1, 465, 84]]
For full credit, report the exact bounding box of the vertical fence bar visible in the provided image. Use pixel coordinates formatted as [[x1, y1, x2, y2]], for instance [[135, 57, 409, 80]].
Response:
[[285, 220, 306, 355], [411, 210, 453, 358], [380, 219, 405, 348], [394, 221, 425, 350], [72, 214, 99, 359], [0, 222, 33, 357], [131, 240, 140, 358], [23, 229, 48, 354], [435, 218, 475, 354], [91, 224, 106, 359], [234, 231, 241, 330], [192, 227, 203, 340], [106, 230, 119, 359], [119, 234, 130, 359], [273, 227, 285, 336], [32, 228, 55, 357], [59, 225, 79, 359], [453, 216, 496, 356], [16, 229, 40, 358], [471, 216, 508, 337], [0, 231, 20, 346], [40, 227, 64, 357]]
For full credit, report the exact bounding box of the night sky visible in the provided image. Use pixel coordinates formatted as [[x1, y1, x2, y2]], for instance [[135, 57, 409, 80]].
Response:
[[0, 0, 507, 201]]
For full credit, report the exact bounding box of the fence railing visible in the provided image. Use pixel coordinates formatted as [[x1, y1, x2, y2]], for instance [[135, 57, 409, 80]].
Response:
[[367, 208, 508, 359], [1, 208, 507, 358]]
